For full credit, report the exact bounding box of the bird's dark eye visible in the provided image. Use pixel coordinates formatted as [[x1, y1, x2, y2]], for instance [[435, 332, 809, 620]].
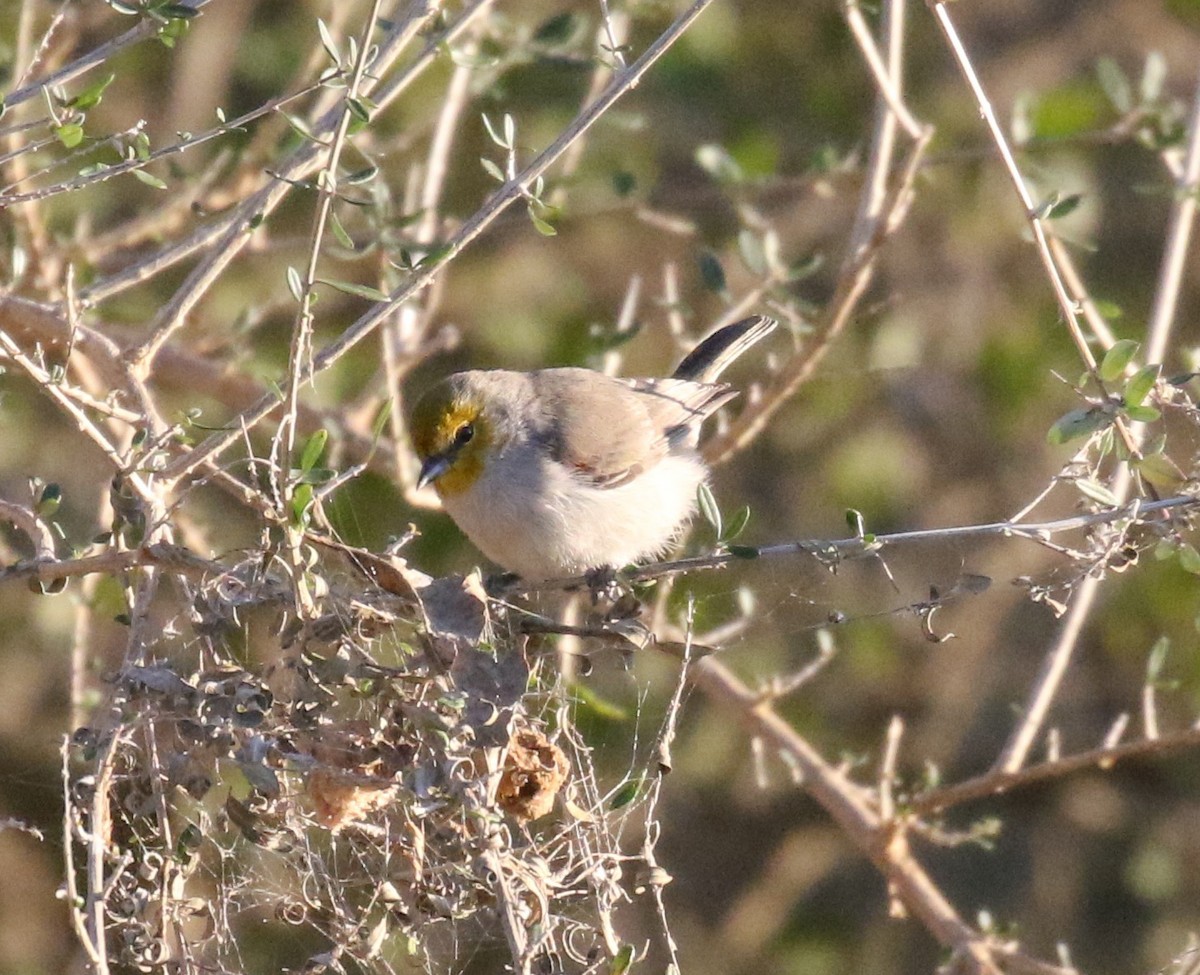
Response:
[[454, 422, 474, 446]]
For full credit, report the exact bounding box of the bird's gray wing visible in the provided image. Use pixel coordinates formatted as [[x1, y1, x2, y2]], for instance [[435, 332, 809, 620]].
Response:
[[530, 370, 733, 488]]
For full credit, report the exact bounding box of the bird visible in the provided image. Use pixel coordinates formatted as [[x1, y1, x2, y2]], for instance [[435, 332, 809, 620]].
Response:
[[409, 315, 776, 581]]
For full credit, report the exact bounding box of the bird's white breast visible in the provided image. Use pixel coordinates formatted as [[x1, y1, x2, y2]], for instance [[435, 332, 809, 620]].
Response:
[[440, 446, 707, 580]]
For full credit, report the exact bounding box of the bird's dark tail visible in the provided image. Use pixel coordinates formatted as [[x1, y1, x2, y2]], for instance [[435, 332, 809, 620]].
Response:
[[672, 315, 777, 383]]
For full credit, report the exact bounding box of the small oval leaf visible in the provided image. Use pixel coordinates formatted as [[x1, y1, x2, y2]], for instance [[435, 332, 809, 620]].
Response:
[[696, 483, 721, 537], [1073, 477, 1119, 507], [1124, 364, 1160, 407], [1047, 406, 1112, 445], [1099, 339, 1139, 382]]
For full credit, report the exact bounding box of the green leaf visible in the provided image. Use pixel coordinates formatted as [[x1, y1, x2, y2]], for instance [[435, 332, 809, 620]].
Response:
[[1134, 453, 1185, 491], [696, 482, 721, 537], [609, 945, 635, 975], [721, 505, 750, 543], [571, 682, 630, 722], [280, 111, 316, 142], [790, 251, 825, 281], [528, 207, 557, 237], [727, 544, 760, 559], [341, 165, 377, 185], [1178, 543, 1200, 575], [346, 97, 371, 124], [481, 112, 511, 150], [1096, 57, 1132, 114], [316, 18, 341, 65], [157, 3, 200, 18], [1047, 406, 1112, 444], [329, 211, 354, 249], [611, 170, 636, 197], [316, 277, 388, 301], [291, 483, 315, 528], [1099, 339, 1139, 381], [591, 323, 643, 354], [68, 72, 116, 110], [1073, 477, 1119, 507], [31, 575, 67, 595], [297, 467, 335, 485], [1146, 636, 1170, 682], [737, 230, 766, 275], [1011, 92, 1033, 144], [415, 243, 452, 268], [533, 11, 581, 46], [53, 123, 84, 149], [1141, 51, 1167, 104], [694, 143, 743, 183], [698, 251, 727, 294], [371, 401, 393, 444], [1123, 364, 1160, 406], [609, 774, 643, 810], [157, 17, 189, 47], [285, 266, 304, 302], [1041, 192, 1084, 220], [299, 429, 328, 473], [480, 157, 505, 182], [133, 169, 168, 189], [845, 508, 867, 536], [1124, 404, 1160, 423]]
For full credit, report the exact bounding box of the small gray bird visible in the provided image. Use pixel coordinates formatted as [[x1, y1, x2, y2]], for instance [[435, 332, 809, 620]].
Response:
[[410, 315, 776, 580]]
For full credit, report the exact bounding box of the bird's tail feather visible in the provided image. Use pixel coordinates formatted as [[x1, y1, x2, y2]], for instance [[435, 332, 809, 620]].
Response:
[[672, 315, 777, 383]]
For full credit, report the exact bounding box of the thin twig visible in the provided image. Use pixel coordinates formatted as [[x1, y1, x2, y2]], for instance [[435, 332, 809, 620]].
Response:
[[0, 541, 225, 587], [0, 81, 328, 203], [274, 0, 387, 619], [3, 3, 211, 110], [843, 1, 925, 140], [879, 715, 904, 823], [1144, 65, 1200, 365], [513, 493, 1200, 594], [85, 726, 129, 975], [60, 739, 103, 969], [912, 725, 1200, 816]]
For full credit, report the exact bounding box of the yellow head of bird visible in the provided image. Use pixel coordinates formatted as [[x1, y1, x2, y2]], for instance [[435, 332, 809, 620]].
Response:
[[410, 379, 492, 496]]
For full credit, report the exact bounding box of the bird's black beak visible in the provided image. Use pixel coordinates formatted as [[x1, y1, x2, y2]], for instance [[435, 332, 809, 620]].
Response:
[[416, 454, 451, 490]]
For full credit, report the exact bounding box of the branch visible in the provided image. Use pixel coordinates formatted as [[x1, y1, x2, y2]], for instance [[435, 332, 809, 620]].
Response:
[[690, 655, 1008, 973], [513, 494, 1200, 595], [912, 725, 1200, 816], [2, 2, 211, 110]]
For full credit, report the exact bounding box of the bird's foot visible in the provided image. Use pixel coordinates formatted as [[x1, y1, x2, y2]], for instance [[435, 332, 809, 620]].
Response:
[[484, 571, 522, 598]]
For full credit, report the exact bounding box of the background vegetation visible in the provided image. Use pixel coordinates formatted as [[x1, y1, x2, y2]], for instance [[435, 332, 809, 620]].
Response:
[[1, 1, 1200, 973]]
